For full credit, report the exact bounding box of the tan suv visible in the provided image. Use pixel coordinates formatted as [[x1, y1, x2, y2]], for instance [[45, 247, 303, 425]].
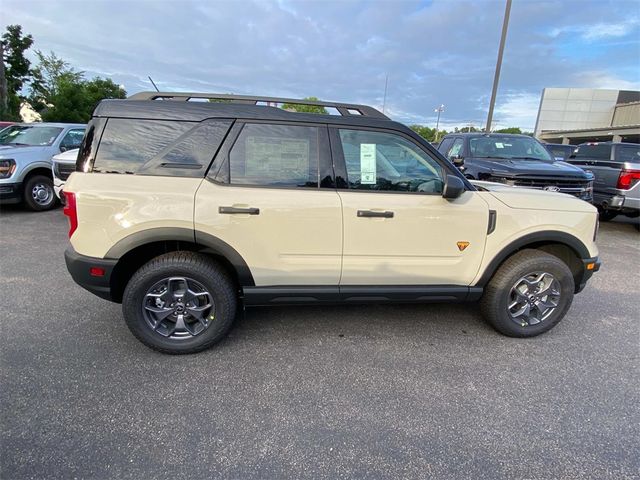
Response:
[[63, 92, 600, 354]]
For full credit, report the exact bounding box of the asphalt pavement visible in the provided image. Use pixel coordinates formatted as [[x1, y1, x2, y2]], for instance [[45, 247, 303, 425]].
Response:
[[1, 205, 639, 479]]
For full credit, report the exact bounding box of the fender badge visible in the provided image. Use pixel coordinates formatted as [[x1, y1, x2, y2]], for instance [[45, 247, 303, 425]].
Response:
[[457, 241, 470, 251]]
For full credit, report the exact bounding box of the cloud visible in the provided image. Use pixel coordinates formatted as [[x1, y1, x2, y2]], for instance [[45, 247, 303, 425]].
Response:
[[2, 0, 639, 129]]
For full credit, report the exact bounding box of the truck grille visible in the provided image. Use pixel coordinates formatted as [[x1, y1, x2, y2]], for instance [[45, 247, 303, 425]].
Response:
[[53, 162, 76, 181], [489, 177, 593, 200]]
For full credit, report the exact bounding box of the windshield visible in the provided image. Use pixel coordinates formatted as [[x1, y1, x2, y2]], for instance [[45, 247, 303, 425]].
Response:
[[469, 136, 552, 161], [0, 125, 63, 146]]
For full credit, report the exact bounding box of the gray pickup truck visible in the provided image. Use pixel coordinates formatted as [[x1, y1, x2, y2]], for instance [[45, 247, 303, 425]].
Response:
[[568, 142, 640, 221], [0, 123, 85, 210]]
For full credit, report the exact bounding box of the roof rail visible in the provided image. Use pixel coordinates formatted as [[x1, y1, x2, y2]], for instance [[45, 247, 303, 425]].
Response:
[[127, 91, 389, 119]]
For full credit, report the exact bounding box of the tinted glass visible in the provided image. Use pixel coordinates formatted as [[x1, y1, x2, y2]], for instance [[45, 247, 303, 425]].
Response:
[[574, 144, 611, 160], [338, 129, 444, 193], [0, 125, 63, 146], [94, 119, 193, 173], [438, 137, 454, 154], [617, 145, 640, 163], [448, 138, 464, 158], [229, 124, 319, 187], [60, 129, 85, 149], [469, 136, 552, 160]]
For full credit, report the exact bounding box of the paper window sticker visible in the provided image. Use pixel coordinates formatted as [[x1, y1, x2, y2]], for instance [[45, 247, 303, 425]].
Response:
[[495, 142, 504, 148], [360, 144, 377, 184]]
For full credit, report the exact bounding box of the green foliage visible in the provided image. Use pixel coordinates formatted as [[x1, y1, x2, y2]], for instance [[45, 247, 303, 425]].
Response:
[[281, 96, 327, 114], [494, 127, 522, 134], [1, 25, 34, 120], [454, 126, 480, 133], [28, 50, 83, 112], [41, 76, 126, 123], [409, 125, 448, 142]]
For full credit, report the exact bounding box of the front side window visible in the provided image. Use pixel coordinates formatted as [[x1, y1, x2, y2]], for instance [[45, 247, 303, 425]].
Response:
[[0, 125, 63, 146], [338, 129, 444, 194], [448, 138, 464, 158], [469, 136, 552, 161], [228, 123, 319, 188], [60, 129, 85, 150]]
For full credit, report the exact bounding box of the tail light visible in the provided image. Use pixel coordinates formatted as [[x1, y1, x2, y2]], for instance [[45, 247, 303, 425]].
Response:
[[62, 191, 78, 237], [616, 169, 640, 190]]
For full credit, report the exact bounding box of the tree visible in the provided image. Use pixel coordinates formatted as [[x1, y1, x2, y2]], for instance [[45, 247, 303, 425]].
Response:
[[409, 125, 447, 142], [1, 25, 34, 120], [494, 127, 522, 134], [282, 96, 327, 114], [28, 50, 83, 112], [41, 76, 126, 123]]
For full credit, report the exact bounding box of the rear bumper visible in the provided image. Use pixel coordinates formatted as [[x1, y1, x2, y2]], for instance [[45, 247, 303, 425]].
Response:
[[65, 246, 117, 302], [575, 257, 600, 294], [0, 182, 22, 204]]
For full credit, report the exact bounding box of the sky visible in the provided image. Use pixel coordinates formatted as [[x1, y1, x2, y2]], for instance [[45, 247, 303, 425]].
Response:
[[3, 0, 640, 130]]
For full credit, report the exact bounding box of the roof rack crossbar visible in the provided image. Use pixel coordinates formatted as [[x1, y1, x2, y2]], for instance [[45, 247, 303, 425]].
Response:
[[127, 91, 389, 119]]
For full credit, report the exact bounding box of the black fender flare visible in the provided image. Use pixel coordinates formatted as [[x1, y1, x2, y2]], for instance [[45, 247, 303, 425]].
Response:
[[475, 230, 590, 287], [105, 227, 255, 286]]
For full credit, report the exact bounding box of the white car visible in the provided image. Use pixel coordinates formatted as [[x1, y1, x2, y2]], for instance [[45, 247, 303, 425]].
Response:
[[52, 148, 80, 201]]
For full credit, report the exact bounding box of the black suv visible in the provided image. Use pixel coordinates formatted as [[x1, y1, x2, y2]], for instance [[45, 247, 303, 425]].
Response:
[[438, 133, 593, 201]]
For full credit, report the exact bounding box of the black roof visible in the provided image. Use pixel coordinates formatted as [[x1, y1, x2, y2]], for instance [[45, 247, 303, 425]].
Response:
[[94, 99, 400, 130], [442, 132, 531, 138]]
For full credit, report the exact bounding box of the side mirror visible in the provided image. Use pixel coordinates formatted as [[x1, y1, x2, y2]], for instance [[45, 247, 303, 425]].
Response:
[[451, 155, 464, 167], [442, 174, 465, 199], [60, 145, 69, 152]]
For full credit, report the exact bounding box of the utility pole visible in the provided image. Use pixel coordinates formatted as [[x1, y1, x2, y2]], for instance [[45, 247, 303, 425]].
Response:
[[485, 0, 512, 133], [382, 74, 388, 113], [434, 104, 444, 141], [0, 41, 7, 114], [148, 76, 160, 92]]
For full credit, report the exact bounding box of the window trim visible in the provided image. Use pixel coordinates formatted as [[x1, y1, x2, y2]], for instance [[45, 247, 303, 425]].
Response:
[[208, 120, 334, 191], [329, 125, 460, 196]]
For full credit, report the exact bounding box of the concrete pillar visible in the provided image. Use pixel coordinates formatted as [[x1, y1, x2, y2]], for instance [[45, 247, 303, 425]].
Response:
[[613, 134, 622, 142], [561, 137, 570, 145]]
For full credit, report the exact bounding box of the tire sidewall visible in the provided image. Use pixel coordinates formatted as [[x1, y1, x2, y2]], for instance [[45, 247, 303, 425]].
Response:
[[122, 261, 235, 353], [24, 175, 56, 211], [491, 257, 574, 337]]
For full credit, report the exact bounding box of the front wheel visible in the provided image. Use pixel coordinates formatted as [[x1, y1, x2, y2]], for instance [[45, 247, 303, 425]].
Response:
[[23, 175, 57, 211], [122, 252, 237, 354], [480, 250, 575, 337]]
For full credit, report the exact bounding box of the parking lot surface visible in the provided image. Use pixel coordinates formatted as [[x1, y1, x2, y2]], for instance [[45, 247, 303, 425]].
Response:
[[1, 205, 639, 479]]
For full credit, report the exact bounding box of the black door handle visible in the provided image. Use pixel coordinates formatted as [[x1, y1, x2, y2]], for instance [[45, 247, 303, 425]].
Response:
[[219, 206, 260, 215], [357, 210, 394, 218]]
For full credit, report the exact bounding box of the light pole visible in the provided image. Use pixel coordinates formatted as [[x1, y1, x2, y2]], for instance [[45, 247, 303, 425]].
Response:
[[434, 104, 444, 141], [485, 0, 512, 133]]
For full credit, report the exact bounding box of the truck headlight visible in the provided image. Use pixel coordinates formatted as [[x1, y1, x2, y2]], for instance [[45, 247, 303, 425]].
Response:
[[0, 159, 16, 179]]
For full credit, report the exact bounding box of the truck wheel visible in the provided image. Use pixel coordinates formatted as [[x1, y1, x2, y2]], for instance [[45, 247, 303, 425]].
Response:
[[598, 209, 618, 222], [122, 252, 237, 354], [23, 175, 57, 211], [480, 249, 575, 338]]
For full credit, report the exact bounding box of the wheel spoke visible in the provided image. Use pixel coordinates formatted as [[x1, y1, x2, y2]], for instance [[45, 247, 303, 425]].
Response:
[[507, 271, 562, 327], [144, 305, 174, 320]]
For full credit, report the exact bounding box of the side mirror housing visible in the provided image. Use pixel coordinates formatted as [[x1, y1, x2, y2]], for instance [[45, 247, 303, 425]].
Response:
[[451, 155, 464, 167], [60, 145, 69, 152], [442, 174, 465, 199]]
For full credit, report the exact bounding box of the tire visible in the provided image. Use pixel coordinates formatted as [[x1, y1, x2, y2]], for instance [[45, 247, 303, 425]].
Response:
[[23, 175, 57, 211], [598, 208, 618, 222], [122, 252, 237, 354], [480, 249, 575, 338]]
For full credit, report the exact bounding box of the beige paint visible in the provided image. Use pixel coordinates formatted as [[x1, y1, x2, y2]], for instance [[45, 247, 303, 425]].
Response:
[[195, 181, 343, 285], [66, 173, 599, 288]]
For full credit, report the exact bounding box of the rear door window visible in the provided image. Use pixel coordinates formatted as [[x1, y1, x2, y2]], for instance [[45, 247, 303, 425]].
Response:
[[574, 144, 612, 161], [227, 123, 320, 188], [617, 145, 640, 163]]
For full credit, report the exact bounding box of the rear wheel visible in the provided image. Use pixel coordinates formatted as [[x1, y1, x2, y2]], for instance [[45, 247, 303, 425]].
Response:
[[480, 249, 575, 337], [23, 175, 56, 211], [122, 252, 237, 354], [598, 209, 618, 222]]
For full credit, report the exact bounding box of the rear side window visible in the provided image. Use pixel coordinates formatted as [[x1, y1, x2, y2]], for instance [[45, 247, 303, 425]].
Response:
[[228, 123, 319, 188], [617, 145, 640, 163], [94, 119, 193, 174], [574, 144, 611, 160]]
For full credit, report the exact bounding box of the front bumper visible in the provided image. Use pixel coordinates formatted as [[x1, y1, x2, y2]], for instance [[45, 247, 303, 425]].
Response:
[[575, 257, 601, 293], [0, 182, 22, 204], [65, 246, 117, 302]]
